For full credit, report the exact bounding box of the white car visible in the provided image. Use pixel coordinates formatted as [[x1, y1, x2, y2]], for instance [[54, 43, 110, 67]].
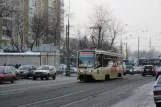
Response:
[[33, 65, 56, 80], [70, 66, 77, 73], [154, 75, 161, 107], [59, 64, 77, 73]]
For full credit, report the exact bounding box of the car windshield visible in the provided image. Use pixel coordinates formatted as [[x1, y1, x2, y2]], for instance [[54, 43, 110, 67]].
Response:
[[134, 67, 142, 70], [18, 66, 30, 70], [144, 66, 153, 70], [0, 69, 4, 74], [78, 51, 95, 68], [157, 68, 161, 72], [38, 66, 49, 70], [126, 66, 133, 69]]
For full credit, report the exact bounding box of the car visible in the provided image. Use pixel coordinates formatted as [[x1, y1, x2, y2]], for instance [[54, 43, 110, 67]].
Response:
[[60, 64, 77, 74], [153, 75, 161, 107], [33, 65, 56, 80], [3, 66, 20, 80], [142, 65, 156, 76], [18, 65, 37, 79], [123, 65, 134, 75], [0, 67, 16, 84], [133, 66, 143, 74], [70, 65, 77, 73], [156, 67, 161, 80]]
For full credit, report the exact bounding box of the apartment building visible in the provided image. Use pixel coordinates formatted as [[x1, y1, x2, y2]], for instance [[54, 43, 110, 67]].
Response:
[[0, 0, 13, 46], [1, 0, 64, 49], [12, 0, 37, 48], [36, 0, 64, 47]]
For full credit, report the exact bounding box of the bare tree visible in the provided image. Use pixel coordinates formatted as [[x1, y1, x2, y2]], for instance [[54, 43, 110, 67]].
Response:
[[30, 15, 49, 51], [108, 18, 122, 50], [0, 0, 16, 18], [89, 6, 111, 49], [88, 6, 124, 51], [0, 0, 17, 45]]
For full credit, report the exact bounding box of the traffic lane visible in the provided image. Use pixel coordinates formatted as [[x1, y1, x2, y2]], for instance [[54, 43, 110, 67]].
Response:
[[0, 75, 154, 107], [112, 81, 155, 107], [0, 78, 128, 107], [42, 75, 155, 107], [0, 74, 77, 93]]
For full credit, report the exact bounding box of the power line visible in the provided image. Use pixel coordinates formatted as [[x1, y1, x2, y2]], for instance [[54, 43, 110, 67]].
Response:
[[84, 0, 98, 8], [157, 0, 161, 5], [129, 45, 161, 47], [84, 0, 110, 15]]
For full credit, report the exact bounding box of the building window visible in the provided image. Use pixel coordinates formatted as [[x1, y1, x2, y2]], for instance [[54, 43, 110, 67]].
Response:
[[29, 7, 33, 14]]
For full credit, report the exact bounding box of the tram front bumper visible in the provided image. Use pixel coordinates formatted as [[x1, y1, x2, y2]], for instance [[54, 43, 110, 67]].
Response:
[[77, 72, 97, 80]]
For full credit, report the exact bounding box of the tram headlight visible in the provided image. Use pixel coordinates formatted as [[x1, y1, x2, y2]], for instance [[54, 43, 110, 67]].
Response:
[[88, 70, 93, 72]]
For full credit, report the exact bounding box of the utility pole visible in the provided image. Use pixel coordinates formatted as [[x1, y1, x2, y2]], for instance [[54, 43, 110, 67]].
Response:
[[0, 17, 2, 44], [66, 0, 70, 76], [138, 37, 140, 61], [66, 25, 68, 62], [120, 27, 123, 54], [126, 42, 128, 60], [98, 26, 102, 49], [66, 24, 70, 76], [120, 24, 128, 55], [125, 35, 132, 60]]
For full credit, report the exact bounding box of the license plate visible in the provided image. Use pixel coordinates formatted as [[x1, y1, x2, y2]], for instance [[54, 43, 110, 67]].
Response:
[[146, 69, 150, 71]]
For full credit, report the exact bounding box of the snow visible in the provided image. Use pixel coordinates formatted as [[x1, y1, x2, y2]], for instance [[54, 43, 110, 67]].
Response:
[[0, 52, 40, 56]]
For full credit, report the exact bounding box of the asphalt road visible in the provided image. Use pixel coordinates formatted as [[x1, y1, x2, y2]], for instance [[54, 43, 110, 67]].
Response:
[[0, 74, 156, 107]]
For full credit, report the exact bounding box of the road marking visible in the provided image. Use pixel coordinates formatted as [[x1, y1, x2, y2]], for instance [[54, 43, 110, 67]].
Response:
[[0, 77, 75, 88], [17, 87, 96, 107], [0, 81, 76, 95], [59, 79, 153, 107], [18, 78, 149, 107]]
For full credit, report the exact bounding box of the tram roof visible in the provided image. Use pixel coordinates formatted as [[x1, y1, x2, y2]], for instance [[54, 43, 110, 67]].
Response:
[[78, 49, 123, 57]]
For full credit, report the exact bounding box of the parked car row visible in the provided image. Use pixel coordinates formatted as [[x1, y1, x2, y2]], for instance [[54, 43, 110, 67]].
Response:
[[0, 65, 57, 84]]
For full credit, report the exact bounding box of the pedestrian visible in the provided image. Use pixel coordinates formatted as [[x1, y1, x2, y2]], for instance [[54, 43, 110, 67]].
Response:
[[3, 63, 6, 66], [15, 64, 19, 69]]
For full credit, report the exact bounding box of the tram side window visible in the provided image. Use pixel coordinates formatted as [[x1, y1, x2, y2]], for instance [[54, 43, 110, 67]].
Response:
[[95, 54, 102, 68], [103, 55, 110, 67]]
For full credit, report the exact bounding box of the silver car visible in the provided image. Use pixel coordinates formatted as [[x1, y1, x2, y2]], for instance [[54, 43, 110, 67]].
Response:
[[33, 65, 56, 80], [153, 75, 161, 107]]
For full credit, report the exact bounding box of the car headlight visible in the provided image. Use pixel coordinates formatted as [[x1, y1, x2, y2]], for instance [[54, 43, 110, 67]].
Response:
[[79, 70, 83, 72], [130, 70, 133, 72]]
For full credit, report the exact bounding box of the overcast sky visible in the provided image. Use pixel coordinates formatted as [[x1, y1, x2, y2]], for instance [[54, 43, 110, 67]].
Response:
[[64, 0, 161, 52]]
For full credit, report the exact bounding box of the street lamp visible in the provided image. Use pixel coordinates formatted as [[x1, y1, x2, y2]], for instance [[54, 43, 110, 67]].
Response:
[[121, 24, 128, 54], [125, 35, 132, 60], [90, 26, 102, 49]]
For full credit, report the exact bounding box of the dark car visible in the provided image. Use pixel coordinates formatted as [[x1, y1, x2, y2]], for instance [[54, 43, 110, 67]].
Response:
[[142, 65, 156, 76], [18, 65, 37, 79], [124, 65, 134, 75], [156, 67, 161, 80], [133, 66, 143, 74], [0, 67, 16, 84]]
